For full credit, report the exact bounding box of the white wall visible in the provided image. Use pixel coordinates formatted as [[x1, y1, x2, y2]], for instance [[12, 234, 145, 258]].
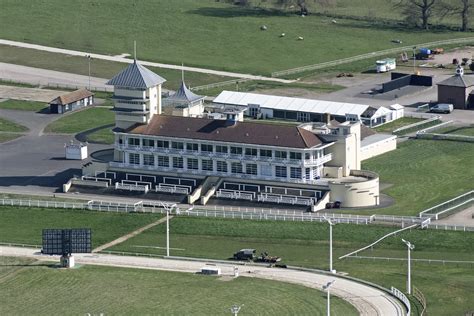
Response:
[[360, 136, 397, 161]]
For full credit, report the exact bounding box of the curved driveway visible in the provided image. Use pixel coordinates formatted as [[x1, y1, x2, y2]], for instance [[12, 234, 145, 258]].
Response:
[[0, 246, 405, 315]]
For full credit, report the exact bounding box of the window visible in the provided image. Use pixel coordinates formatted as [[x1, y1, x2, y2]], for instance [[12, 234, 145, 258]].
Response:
[[187, 158, 198, 170], [143, 154, 154, 166], [216, 161, 228, 173], [143, 138, 154, 148], [187, 143, 198, 152], [290, 167, 302, 179], [216, 145, 228, 154], [202, 159, 213, 171], [201, 144, 213, 153], [158, 156, 169, 167], [230, 146, 243, 155], [290, 152, 302, 160], [129, 153, 140, 165], [157, 140, 169, 148], [245, 148, 257, 156], [275, 166, 287, 178], [261, 164, 272, 177], [297, 112, 310, 122], [260, 149, 272, 158], [128, 138, 140, 146], [173, 157, 183, 169], [246, 163, 257, 175], [172, 142, 184, 150], [275, 151, 287, 159], [231, 162, 243, 174], [305, 168, 311, 180]]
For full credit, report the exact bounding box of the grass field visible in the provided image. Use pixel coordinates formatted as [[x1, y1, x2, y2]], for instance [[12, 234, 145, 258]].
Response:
[[0, 117, 28, 133], [44, 107, 114, 134], [0, 206, 162, 247], [108, 216, 474, 315], [0, 99, 47, 111], [86, 125, 114, 144], [0, 45, 234, 91], [0, 0, 472, 75], [359, 139, 474, 215], [0, 133, 22, 143], [0, 256, 357, 315], [374, 117, 423, 133], [436, 124, 474, 136]]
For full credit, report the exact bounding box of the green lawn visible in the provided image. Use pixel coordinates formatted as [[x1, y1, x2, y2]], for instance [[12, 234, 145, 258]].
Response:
[[86, 125, 115, 144], [108, 216, 474, 315], [44, 107, 114, 134], [0, 99, 47, 111], [0, 133, 22, 143], [0, 256, 357, 316], [0, 117, 28, 133], [360, 139, 474, 215], [0, 206, 162, 248], [436, 124, 474, 137], [374, 117, 423, 133], [0, 0, 472, 75]]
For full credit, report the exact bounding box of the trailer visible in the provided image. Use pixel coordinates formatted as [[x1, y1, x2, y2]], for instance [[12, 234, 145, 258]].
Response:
[[376, 58, 396, 73]]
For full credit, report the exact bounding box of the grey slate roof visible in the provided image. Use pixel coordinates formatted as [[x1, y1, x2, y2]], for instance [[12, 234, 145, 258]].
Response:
[[166, 81, 204, 103], [106, 60, 166, 89], [437, 74, 474, 88]]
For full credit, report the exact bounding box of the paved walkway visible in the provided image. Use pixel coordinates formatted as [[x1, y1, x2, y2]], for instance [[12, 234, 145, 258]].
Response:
[[92, 216, 172, 253], [0, 246, 405, 315], [433, 206, 474, 227], [0, 39, 294, 83]]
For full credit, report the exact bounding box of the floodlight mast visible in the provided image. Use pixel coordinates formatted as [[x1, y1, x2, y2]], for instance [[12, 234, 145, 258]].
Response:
[[322, 280, 335, 316], [323, 216, 335, 273], [160, 202, 177, 257], [230, 304, 243, 316], [402, 239, 415, 295]]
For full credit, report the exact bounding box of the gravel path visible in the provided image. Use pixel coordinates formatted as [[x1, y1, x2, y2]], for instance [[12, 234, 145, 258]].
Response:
[[1, 246, 406, 315]]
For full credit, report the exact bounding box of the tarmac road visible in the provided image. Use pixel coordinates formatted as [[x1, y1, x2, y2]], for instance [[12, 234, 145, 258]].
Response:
[[0, 246, 406, 316]]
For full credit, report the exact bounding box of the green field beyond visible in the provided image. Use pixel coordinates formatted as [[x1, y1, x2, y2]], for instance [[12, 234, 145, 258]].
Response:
[[0, 117, 28, 133], [44, 107, 114, 134], [0, 257, 356, 315], [0, 99, 47, 111], [0, 0, 472, 75], [361, 139, 474, 215]]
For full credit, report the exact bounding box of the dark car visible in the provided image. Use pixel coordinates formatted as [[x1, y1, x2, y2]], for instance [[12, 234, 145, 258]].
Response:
[[233, 249, 256, 261]]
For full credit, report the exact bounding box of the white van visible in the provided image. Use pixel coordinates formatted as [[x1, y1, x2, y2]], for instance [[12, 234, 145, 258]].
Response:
[[376, 58, 397, 73], [430, 103, 453, 114]]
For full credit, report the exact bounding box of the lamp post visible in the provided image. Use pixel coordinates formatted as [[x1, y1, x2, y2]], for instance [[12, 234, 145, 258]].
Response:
[[412, 46, 417, 74], [322, 280, 335, 316], [230, 304, 243, 316], [86, 54, 92, 91], [323, 216, 335, 273], [160, 202, 177, 257], [402, 239, 415, 295]]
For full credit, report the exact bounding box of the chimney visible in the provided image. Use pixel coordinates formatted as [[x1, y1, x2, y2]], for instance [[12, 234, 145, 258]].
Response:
[[324, 113, 331, 124]]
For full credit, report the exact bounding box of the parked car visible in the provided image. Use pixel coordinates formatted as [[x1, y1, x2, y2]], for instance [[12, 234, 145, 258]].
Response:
[[233, 249, 256, 261], [429, 103, 453, 114]]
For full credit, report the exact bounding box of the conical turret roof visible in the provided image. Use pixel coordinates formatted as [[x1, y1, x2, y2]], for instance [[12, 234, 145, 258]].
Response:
[[106, 60, 166, 89], [167, 81, 204, 103]]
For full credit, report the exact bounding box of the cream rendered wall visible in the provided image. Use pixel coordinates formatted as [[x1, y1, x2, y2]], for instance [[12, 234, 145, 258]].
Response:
[[115, 88, 145, 99], [325, 123, 361, 177], [360, 136, 397, 161], [328, 170, 379, 207]]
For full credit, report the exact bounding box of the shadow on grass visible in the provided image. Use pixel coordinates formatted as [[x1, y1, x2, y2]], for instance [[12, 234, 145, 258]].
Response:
[[188, 7, 293, 18]]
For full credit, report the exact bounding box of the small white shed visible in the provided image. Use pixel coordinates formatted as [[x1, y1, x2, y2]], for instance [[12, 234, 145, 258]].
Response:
[[65, 142, 88, 160], [389, 104, 405, 120]]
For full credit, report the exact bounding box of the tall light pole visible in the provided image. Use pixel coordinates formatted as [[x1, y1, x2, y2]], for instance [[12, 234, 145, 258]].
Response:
[[160, 202, 176, 257], [402, 239, 415, 295], [86, 54, 92, 91], [412, 46, 417, 74], [323, 216, 335, 273], [230, 304, 243, 316], [322, 280, 335, 316]]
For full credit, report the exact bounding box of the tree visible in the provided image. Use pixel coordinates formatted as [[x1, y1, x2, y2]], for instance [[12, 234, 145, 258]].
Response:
[[276, 0, 336, 15], [440, 0, 472, 31], [394, 0, 439, 29]]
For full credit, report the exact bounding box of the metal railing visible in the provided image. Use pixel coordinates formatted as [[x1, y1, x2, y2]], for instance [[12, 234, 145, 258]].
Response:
[[346, 255, 474, 265], [392, 116, 440, 135], [390, 287, 411, 316], [419, 190, 474, 219], [271, 37, 474, 77], [413, 287, 427, 316], [190, 78, 251, 91], [0, 77, 112, 92]]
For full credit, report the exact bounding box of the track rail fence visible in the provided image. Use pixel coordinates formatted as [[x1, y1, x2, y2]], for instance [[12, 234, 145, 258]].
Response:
[[271, 37, 474, 77]]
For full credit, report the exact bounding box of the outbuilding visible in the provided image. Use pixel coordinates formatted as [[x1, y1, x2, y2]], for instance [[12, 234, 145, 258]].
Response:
[[437, 66, 474, 110], [49, 89, 94, 114]]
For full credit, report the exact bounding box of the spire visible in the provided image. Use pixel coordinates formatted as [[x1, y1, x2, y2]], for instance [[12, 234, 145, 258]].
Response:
[[134, 40, 137, 61], [181, 62, 184, 82]]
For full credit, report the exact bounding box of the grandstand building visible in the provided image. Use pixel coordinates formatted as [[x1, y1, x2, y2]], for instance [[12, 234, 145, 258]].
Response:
[[79, 61, 385, 209]]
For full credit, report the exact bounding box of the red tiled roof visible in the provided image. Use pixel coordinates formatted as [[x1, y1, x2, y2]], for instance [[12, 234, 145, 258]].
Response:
[[50, 89, 94, 105], [125, 115, 323, 149]]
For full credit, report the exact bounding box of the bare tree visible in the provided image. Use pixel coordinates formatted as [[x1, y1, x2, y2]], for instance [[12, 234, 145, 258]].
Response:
[[440, 0, 472, 31], [394, 0, 439, 29]]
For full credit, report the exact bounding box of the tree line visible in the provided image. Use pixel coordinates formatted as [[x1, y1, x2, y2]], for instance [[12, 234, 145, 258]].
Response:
[[225, 0, 473, 31]]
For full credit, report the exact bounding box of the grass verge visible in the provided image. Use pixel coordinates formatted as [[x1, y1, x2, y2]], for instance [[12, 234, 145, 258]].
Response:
[[44, 107, 113, 134], [0, 117, 28, 133], [0, 99, 47, 111]]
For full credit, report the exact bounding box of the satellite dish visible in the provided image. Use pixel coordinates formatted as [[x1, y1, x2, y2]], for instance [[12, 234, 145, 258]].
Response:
[[456, 65, 464, 76]]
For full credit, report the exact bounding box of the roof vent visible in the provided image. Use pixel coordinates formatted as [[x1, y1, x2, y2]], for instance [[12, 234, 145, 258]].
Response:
[[159, 125, 163, 129], [216, 130, 220, 134], [245, 133, 249, 137], [187, 127, 190, 131], [275, 135, 279, 139]]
